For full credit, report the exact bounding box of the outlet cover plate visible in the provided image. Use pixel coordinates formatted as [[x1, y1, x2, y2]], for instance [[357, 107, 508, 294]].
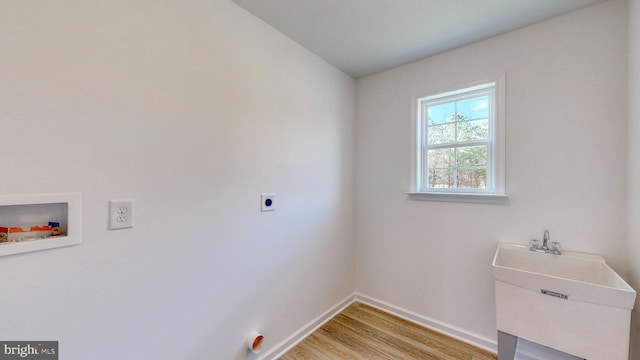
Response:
[[261, 193, 275, 212], [109, 200, 134, 230]]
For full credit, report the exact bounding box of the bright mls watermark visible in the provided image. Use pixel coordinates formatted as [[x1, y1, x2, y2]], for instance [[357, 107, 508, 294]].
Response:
[[0, 342, 57, 359]]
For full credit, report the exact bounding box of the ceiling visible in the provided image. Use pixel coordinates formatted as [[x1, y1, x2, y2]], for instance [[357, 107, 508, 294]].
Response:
[[232, 0, 607, 78]]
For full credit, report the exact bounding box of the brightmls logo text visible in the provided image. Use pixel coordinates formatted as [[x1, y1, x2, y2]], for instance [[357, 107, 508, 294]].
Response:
[[0, 342, 57, 360]]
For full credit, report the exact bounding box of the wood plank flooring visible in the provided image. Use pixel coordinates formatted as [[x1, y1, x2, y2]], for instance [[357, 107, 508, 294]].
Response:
[[279, 303, 497, 360]]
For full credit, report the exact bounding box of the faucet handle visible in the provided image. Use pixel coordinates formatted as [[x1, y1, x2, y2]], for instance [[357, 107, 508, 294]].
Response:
[[551, 241, 562, 251], [530, 239, 539, 250]]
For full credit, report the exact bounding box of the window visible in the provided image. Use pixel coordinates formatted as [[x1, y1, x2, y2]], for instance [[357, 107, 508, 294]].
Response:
[[409, 75, 506, 202]]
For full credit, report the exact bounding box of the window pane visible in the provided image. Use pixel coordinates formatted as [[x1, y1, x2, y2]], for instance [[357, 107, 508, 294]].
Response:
[[457, 96, 489, 120], [415, 80, 502, 195], [457, 119, 488, 141], [457, 168, 487, 189], [427, 148, 454, 168], [427, 123, 455, 144], [457, 145, 488, 167], [428, 168, 454, 189], [427, 102, 455, 125]]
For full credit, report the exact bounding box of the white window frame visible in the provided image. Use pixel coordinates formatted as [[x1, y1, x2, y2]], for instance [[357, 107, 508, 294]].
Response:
[[408, 74, 507, 203]]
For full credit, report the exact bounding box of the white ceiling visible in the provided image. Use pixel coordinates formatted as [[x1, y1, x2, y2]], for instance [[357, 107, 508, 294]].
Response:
[[232, 0, 607, 78]]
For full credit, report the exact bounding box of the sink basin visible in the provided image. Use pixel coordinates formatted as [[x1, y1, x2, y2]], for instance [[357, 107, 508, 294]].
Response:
[[492, 242, 636, 360], [493, 242, 636, 309]]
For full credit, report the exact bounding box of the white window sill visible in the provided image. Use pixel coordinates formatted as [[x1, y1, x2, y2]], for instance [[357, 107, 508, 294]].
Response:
[[407, 192, 509, 204]]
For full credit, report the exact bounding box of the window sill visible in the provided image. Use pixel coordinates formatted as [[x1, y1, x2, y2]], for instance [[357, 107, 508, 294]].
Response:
[[407, 192, 509, 204]]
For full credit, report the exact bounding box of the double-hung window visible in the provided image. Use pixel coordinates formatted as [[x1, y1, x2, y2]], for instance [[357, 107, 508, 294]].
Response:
[[410, 75, 506, 202]]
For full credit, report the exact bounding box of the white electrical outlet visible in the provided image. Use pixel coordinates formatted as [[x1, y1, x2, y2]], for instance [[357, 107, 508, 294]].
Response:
[[109, 200, 134, 230], [261, 193, 275, 212]]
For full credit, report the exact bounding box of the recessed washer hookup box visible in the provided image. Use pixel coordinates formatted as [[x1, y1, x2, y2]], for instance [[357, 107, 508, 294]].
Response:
[[0, 193, 81, 257]]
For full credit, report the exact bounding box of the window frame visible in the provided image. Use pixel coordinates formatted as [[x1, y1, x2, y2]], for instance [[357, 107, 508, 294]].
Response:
[[408, 74, 507, 203]]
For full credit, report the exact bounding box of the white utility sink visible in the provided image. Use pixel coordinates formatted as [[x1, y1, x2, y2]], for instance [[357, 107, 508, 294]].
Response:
[[493, 242, 636, 360], [493, 242, 636, 309]]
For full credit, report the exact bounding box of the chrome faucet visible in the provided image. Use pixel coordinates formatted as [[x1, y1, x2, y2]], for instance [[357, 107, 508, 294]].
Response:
[[530, 230, 561, 255]]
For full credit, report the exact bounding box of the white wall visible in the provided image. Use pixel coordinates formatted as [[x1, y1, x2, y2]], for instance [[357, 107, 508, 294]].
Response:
[[628, 0, 640, 357], [355, 0, 628, 348], [0, 1, 355, 359]]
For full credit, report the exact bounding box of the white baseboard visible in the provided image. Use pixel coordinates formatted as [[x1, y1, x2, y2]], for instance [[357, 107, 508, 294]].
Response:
[[260, 292, 497, 359], [259, 293, 356, 360], [354, 292, 497, 354]]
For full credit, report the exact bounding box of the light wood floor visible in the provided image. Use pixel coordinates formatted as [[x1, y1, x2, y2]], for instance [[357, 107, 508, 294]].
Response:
[[279, 303, 497, 360]]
